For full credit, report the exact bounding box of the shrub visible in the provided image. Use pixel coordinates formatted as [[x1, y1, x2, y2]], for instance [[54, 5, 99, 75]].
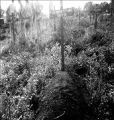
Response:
[[35, 72, 90, 120], [45, 65, 56, 79], [71, 28, 85, 40], [79, 18, 90, 28], [84, 29, 112, 47], [70, 43, 84, 56]]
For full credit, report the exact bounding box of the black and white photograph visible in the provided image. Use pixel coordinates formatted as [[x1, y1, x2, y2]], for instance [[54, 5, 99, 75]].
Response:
[[0, 0, 114, 120]]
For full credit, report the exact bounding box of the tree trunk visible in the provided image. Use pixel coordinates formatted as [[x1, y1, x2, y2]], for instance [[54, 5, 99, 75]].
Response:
[[89, 14, 91, 23], [12, 13, 15, 44], [60, 0, 65, 71], [111, 0, 114, 30], [37, 19, 40, 53], [54, 7, 56, 31], [78, 9, 80, 27], [94, 13, 98, 29], [111, 0, 114, 17], [0, 0, 1, 18]]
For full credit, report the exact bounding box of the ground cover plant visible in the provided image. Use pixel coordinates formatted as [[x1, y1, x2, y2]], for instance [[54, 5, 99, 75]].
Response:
[[0, 1, 114, 120]]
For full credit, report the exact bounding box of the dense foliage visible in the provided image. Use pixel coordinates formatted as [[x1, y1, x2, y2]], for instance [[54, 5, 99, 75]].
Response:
[[0, 1, 114, 120]]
